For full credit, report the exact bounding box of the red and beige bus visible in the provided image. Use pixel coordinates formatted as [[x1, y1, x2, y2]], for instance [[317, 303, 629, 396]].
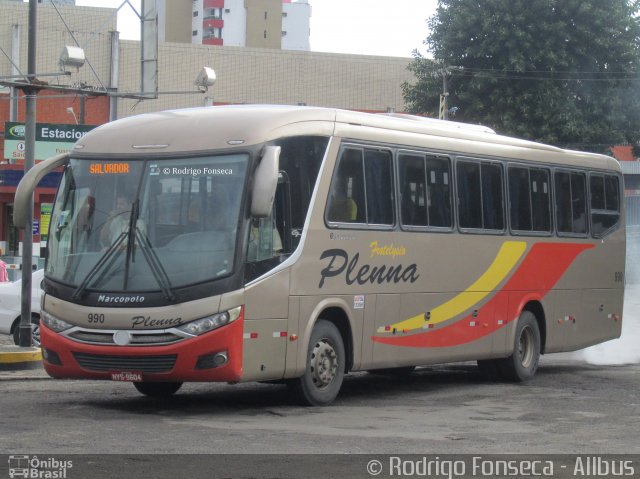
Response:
[[15, 106, 625, 405]]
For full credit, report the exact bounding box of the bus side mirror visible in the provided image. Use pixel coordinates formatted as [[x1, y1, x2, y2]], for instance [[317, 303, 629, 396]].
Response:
[[250, 146, 281, 217], [14, 153, 70, 229]]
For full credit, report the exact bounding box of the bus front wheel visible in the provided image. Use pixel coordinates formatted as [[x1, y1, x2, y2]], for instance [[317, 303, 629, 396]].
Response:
[[292, 319, 345, 406], [133, 381, 182, 397], [497, 311, 541, 382]]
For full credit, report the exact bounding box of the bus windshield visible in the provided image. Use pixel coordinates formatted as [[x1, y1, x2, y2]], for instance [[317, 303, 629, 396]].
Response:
[[46, 154, 249, 293]]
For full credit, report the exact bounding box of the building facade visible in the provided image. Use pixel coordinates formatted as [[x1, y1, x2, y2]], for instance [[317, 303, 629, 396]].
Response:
[[160, 0, 311, 50]]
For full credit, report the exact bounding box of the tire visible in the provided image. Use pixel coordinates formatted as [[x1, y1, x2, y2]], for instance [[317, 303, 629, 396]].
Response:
[[292, 319, 345, 406], [496, 311, 541, 382], [12, 315, 41, 347], [133, 381, 183, 397]]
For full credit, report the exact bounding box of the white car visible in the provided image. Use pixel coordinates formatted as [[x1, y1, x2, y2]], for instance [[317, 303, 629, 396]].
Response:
[[0, 269, 44, 346]]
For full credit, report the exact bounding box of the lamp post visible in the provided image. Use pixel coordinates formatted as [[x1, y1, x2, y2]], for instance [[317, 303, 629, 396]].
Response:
[[432, 65, 463, 120], [17, 1, 86, 346], [18, 0, 38, 347]]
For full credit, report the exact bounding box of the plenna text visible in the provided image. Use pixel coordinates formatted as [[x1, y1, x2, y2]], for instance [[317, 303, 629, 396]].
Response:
[[318, 248, 419, 288]]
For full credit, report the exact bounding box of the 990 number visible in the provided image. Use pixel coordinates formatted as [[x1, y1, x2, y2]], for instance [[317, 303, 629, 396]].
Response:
[[88, 313, 105, 324]]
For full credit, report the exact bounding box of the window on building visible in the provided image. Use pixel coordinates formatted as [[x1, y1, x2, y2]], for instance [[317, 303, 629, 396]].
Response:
[[282, 12, 288, 17], [204, 8, 221, 19], [193, 11, 198, 17], [192, 30, 198, 36], [264, 30, 267, 39], [282, 31, 287, 37]]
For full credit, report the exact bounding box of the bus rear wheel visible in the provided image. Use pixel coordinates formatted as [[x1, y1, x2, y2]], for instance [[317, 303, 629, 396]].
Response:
[[133, 381, 182, 397], [292, 319, 345, 406], [496, 311, 541, 382]]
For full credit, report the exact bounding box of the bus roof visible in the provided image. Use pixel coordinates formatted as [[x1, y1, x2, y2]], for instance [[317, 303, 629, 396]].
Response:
[[73, 105, 620, 172]]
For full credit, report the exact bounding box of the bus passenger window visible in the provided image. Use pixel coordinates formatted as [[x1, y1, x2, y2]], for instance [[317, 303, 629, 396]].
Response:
[[457, 161, 482, 229], [364, 149, 394, 225], [555, 171, 587, 235], [457, 159, 504, 231], [327, 146, 394, 227], [399, 154, 452, 229], [530, 168, 551, 232], [590, 174, 620, 237], [327, 149, 364, 223], [571, 172, 587, 234], [426, 156, 452, 228], [508, 167, 532, 231], [399, 154, 428, 226], [481, 163, 504, 230]]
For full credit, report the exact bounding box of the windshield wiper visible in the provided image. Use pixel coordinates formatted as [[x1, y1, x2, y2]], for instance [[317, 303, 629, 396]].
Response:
[[71, 230, 127, 300], [72, 200, 138, 301], [135, 227, 177, 302]]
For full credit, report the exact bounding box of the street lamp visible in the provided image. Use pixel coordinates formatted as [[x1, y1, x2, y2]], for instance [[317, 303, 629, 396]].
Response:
[[59, 46, 85, 72], [195, 66, 216, 91], [195, 66, 216, 106], [66, 107, 78, 124]]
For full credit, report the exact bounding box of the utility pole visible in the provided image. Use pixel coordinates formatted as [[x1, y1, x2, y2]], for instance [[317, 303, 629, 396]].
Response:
[[433, 65, 462, 120], [18, 0, 37, 347]]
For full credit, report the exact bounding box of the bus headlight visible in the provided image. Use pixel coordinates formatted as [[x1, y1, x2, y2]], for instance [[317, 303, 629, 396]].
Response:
[[177, 306, 242, 336], [41, 310, 73, 333]]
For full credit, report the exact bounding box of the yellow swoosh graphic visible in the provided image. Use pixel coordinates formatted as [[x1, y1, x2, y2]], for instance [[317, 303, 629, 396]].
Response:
[[377, 241, 527, 333]]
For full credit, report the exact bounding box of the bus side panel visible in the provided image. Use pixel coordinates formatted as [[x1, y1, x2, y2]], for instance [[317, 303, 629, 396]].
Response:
[[567, 288, 623, 351], [370, 290, 497, 368], [545, 289, 583, 353], [242, 268, 291, 381], [241, 319, 289, 381]]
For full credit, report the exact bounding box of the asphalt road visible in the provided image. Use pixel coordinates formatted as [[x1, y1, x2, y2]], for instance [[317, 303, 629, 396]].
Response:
[[1, 357, 639, 455]]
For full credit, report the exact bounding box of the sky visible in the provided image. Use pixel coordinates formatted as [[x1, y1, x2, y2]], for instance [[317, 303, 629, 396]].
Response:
[[72, 0, 437, 58]]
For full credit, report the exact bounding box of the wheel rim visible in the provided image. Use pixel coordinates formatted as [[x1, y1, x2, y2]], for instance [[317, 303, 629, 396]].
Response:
[[518, 325, 535, 368], [31, 323, 41, 347], [309, 338, 338, 389]]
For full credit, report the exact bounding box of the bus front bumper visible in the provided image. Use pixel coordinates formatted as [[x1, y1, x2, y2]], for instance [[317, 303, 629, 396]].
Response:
[[39, 318, 244, 383]]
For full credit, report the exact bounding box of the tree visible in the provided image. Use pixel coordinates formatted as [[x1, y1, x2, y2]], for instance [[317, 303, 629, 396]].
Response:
[[403, 0, 640, 152]]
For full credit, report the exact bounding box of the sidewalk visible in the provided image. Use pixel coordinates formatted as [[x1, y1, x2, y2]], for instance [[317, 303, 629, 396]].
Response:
[[0, 336, 50, 380]]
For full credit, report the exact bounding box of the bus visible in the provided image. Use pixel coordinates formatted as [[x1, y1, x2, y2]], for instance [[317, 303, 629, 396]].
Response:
[[14, 106, 625, 406]]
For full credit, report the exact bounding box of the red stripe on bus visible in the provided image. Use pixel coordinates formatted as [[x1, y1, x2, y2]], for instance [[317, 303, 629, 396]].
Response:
[[372, 242, 594, 348]]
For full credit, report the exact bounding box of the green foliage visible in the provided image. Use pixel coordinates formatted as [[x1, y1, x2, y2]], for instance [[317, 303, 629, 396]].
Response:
[[403, 0, 640, 152]]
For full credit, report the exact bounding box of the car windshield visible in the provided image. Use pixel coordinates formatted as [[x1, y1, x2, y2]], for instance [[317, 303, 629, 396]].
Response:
[[46, 155, 248, 293]]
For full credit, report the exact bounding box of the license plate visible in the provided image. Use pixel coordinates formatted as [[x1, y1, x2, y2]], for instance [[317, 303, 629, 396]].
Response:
[[110, 371, 143, 382]]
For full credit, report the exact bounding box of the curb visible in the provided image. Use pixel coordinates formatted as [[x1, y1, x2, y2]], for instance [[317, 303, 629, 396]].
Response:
[[0, 346, 43, 371]]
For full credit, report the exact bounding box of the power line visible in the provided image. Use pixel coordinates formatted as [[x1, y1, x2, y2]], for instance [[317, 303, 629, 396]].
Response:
[[458, 67, 639, 75], [449, 71, 639, 82]]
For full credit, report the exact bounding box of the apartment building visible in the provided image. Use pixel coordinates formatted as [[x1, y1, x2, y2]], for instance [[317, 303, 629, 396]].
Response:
[[159, 0, 311, 50]]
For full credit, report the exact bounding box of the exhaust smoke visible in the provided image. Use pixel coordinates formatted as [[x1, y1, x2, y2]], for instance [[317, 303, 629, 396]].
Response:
[[574, 226, 640, 365]]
